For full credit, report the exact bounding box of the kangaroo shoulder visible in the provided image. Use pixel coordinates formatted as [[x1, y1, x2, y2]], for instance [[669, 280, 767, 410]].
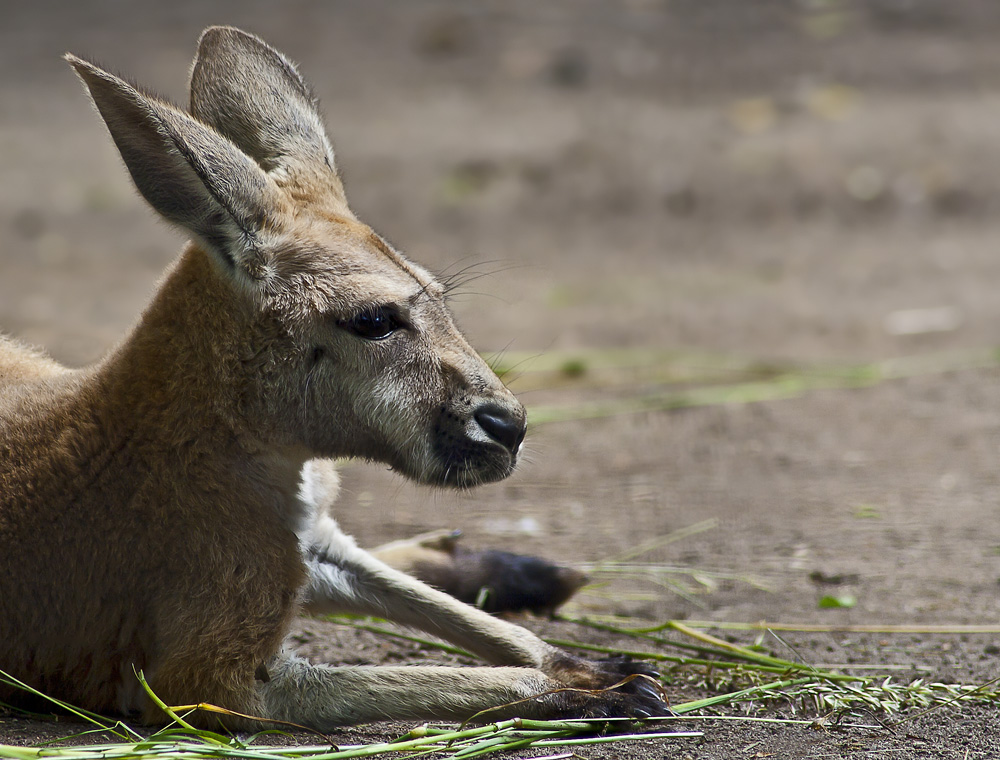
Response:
[[0, 335, 70, 384], [0, 335, 79, 427]]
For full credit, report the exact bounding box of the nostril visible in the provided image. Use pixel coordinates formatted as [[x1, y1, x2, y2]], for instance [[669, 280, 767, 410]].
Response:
[[473, 404, 527, 453]]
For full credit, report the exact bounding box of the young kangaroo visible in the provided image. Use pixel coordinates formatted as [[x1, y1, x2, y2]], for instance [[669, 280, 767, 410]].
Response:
[[0, 27, 668, 729]]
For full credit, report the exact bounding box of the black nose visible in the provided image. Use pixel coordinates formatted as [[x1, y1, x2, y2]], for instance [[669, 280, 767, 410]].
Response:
[[473, 404, 527, 454]]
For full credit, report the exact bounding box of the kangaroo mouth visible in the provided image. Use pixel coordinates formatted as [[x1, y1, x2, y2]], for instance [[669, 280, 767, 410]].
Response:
[[427, 402, 526, 488], [433, 446, 517, 488]]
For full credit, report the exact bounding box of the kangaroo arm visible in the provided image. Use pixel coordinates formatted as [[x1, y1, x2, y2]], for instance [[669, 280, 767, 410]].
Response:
[[293, 463, 671, 725], [301, 514, 556, 670]]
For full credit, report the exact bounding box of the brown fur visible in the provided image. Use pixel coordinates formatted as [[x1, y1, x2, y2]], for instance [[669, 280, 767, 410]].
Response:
[[0, 27, 668, 729]]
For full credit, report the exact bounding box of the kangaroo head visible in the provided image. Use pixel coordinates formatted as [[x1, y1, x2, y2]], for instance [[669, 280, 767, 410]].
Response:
[[66, 27, 526, 488]]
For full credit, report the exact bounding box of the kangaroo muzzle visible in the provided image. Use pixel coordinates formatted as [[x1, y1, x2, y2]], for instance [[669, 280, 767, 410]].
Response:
[[431, 397, 527, 487]]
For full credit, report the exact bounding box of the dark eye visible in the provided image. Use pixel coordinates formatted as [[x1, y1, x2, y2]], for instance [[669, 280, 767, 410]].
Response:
[[341, 307, 402, 341]]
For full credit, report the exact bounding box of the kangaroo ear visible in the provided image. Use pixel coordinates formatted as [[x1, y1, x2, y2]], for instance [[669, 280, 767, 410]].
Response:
[[66, 53, 280, 281], [189, 26, 346, 204]]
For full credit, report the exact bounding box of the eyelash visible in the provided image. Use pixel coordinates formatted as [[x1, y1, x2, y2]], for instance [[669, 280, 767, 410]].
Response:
[[339, 306, 406, 341]]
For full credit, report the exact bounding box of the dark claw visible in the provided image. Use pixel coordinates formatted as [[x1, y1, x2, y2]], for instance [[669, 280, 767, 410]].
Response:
[[637, 682, 660, 701], [638, 700, 676, 718], [588, 656, 674, 718], [542, 651, 674, 720]]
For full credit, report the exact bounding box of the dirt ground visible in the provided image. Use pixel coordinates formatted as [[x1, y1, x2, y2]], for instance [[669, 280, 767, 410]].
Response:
[[3, 1, 1000, 757]]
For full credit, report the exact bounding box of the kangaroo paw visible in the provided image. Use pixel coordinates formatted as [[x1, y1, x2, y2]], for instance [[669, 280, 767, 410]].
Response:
[[542, 653, 673, 719]]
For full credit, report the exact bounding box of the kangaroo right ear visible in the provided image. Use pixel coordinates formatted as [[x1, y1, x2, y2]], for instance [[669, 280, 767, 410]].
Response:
[[188, 26, 347, 207], [65, 54, 281, 282]]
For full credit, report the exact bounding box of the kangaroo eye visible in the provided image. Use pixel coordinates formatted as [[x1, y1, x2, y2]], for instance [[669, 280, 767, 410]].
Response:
[[341, 307, 402, 340]]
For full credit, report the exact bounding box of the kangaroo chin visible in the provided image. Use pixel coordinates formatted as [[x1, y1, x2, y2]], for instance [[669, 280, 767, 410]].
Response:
[[0, 26, 669, 729]]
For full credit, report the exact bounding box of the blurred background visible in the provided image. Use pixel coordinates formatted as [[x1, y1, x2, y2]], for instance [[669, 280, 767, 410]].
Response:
[[3, 1, 1000, 626]]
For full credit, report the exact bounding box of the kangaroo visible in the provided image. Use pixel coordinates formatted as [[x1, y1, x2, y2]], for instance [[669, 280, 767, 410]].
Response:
[[0, 27, 668, 730]]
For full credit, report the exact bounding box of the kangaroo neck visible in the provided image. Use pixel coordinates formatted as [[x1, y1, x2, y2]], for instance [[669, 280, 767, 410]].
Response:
[[96, 250, 235, 414], [93, 246, 302, 461], [61, 247, 309, 528]]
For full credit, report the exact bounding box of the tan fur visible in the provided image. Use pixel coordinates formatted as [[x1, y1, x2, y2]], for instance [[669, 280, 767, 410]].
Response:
[[0, 27, 667, 729]]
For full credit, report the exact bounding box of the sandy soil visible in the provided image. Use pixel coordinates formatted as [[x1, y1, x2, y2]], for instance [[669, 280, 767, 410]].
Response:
[[3, 1, 1000, 757]]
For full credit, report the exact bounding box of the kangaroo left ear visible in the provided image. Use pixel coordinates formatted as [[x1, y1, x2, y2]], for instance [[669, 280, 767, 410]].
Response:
[[66, 53, 282, 284], [189, 26, 347, 206]]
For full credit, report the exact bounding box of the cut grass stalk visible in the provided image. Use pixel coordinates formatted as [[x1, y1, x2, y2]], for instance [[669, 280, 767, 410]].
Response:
[[668, 620, 820, 672], [671, 677, 821, 713], [0, 718, 702, 760], [336, 614, 861, 684], [546, 638, 857, 681], [580, 564, 771, 592], [0, 670, 142, 742], [519, 346, 1000, 426], [331, 614, 858, 685], [555, 618, 1000, 715], [554, 616, 851, 681], [325, 611, 1000, 721], [677, 620, 1000, 634], [889, 674, 1000, 727], [135, 670, 200, 735], [585, 572, 710, 609], [3, 660, 702, 758], [527, 376, 829, 426], [652, 714, 881, 729], [529, 730, 702, 747], [592, 519, 719, 567], [333, 612, 736, 663]]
